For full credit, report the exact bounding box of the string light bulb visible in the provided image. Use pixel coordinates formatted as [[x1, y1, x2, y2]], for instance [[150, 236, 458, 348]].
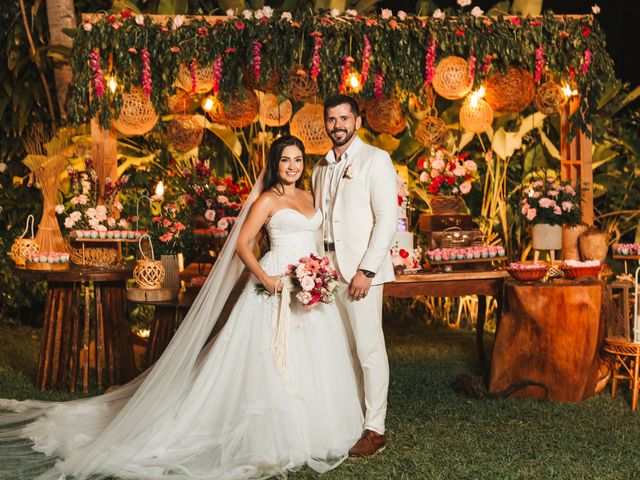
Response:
[[155, 180, 164, 198], [562, 83, 578, 98], [108, 76, 117, 93], [467, 86, 486, 109], [344, 70, 362, 94], [202, 96, 215, 112]]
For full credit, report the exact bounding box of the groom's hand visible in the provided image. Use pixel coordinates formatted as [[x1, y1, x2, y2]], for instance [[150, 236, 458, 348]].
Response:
[[349, 271, 372, 301]]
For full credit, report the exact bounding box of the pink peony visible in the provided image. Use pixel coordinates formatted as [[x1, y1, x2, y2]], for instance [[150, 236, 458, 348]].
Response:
[[526, 208, 537, 221], [538, 198, 556, 208], [464, 160, 478, 172], [204, 209, 216, 222], [561, 201, 574, 211], [459, 181, 472, 194]]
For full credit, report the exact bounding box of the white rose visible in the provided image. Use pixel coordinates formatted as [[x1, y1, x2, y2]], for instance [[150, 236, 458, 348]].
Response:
[[457, 0, 472, 6], [64, 217, 75, 229], [172, 15, 185, 30], [471, 6, 484, 17], [281, 12, 292, 22], [296, 291, 312, 305], [261, 6, 273, 18], [242, 9, 253, 19], [70, 211, 82, 221], [217, 195, 228, 205], [295, 263, 307, 278], [346, 9, 357, 16], [107, 217, 116, 227], [135, 15, 144, 26], [226, 8, 235, 17], [204, 209, 216, 222], [83, 23, 92, 32], [96, 224, 107, 232], [300, 275, 315, 292], [330, 8, 340, 17], [591, 4, 601, 14], [254, 9, 264, 20], [397, 10, 407, 20], [419, 171, 429, 182], [381, 9, 392, 20], [432, 8, 445, 19], [55, 204, 65, 214], [96, 205, 107, 215], [86, 207, 97, 219]]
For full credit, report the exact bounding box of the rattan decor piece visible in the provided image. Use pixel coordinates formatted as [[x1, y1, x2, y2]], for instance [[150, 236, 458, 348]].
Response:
[[70, 246, 118, 267], [167, 90, 192, 114], [364, 97, 406, 136], [112, 88, 159, 136], [259, 94, 293, 127], [217, 89, 260, 128], [288, 64, 317, 102], [166, 115, 204, 152], [534, 81, 566, 115], [290, 103, 332, 155], [484, 67, 535, 114], [415, 115, 450, 148], [177, 63, 214, 94], [9, 214, 40, 266], [432, 56, 472, 100], [459, 98, 494, 133], [245, 67, 279, 92], [409, 85, 436, 120], [133, 235, 165, 289]]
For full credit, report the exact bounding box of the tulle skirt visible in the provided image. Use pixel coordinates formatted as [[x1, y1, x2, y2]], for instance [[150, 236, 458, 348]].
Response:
[[0, 247, 363, 479]]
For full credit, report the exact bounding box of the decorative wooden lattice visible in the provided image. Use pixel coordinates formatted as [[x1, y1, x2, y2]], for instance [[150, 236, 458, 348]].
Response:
[[364, 97, 406, 136], [133, 235, 165, 289], [112, 88, 159, 136], [432, 56, 472, 100], [167, 90, 192, 114], [289, 103, 332, 155], [484, 67, 535, 114], [415, 115, 450, 148], [534, 81, 566, 115], [288, 64, 317, 102], [259, 94, 293, 127], [166, 114, 204, 152], [459, 98, 494, 133], [9, 214, 39, 266], [178, 62, 214, 94]]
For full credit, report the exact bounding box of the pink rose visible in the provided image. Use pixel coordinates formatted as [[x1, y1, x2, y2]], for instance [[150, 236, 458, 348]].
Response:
[[526, 208, 537, 221], [77, 194, 88, 205], [70, 197, 80, 205], [419, 171, 430, 182], [217, 217, 229, 230], [431, 159, 445, 171], [459, 181, 472, 194], [538, 198, 556, 208], [118, 218, 128, 228], [217, 195, 229, 205], [463, 160, 477, 172], [453, 165, 466, 177], [554, 206, 562, 215], [64, 217, 75, 229], [216, 185, 227, 192], [204, 209, 216, 221], [300, 275, 315, 292], [561, 201, 574, 211]]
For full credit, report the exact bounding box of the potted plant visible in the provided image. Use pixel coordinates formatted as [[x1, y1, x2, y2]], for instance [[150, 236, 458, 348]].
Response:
[[416, 148, 478, 215], [519, 176, 582, 251]]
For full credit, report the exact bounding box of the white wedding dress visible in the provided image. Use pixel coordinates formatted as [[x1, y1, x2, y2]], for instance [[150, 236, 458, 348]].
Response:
[[0, 207, 363, 480]]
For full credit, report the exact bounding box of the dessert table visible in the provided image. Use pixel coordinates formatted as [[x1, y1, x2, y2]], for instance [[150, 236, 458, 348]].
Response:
[[384, 270, 509, 364]]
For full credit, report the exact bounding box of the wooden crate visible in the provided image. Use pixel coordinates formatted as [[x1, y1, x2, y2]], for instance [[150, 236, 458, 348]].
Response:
[[419, 213, 474, 232]]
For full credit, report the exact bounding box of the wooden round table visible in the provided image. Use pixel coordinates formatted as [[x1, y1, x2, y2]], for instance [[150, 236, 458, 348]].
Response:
[[14, 266, 137, 393]]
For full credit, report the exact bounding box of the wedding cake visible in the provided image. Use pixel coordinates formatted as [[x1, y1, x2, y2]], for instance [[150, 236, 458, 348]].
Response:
[[391, 174, 420, 272]]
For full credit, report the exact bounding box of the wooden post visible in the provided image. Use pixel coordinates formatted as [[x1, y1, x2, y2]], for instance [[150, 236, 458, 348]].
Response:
[[90, 118, 118, 198], [560, 96, 594, 225]]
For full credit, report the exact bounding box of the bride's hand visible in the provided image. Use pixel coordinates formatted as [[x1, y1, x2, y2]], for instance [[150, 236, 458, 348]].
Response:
[[263, 275, 284, 295]]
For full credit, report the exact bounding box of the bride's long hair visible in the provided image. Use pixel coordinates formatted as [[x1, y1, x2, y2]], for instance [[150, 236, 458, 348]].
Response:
[[263, 135, 306, 194]]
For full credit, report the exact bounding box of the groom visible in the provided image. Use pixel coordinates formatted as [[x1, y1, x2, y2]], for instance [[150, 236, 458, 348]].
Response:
[[312, 94, 398, 457]]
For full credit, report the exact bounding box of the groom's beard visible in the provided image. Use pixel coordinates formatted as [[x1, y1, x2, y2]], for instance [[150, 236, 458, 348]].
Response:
[[329, 127, 356, 147]]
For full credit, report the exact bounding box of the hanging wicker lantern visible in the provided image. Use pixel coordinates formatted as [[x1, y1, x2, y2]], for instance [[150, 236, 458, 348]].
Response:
[[534, 81, 566, 115], [8, 214, 40, 267], [167, 90, 192, 114], [288, 64, 317, 102], [112, 88, 159, 136], [484, 67, 535, 114], [244, 67, 280, 92], [259, 94, 293, 127], [218, 89, 260, 128], [290, 103, 332, 155], [415, 115, 449, 148], [364, 97, 406, 136], [432, 57, 472, 100], [459, 98, 494, 133], [166, 115, 204, 152], [133, 235, 165, 289], [177, 63, 214, 94]]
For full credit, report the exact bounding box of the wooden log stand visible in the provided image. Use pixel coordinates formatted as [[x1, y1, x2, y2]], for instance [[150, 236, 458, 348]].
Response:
[[14, 266, 136, 393]]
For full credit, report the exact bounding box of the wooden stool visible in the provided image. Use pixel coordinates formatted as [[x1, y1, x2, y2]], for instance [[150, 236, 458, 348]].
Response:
[[603, 338, 640, 411]]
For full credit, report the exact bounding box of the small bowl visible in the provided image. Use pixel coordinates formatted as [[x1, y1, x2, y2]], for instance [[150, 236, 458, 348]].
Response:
[[507, 266, 549, 283], [561, 265, 602, 279]]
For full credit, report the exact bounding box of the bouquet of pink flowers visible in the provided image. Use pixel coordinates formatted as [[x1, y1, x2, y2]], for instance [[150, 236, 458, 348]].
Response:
[[417, 148, 478, 196], [286, 253, 339, 308]]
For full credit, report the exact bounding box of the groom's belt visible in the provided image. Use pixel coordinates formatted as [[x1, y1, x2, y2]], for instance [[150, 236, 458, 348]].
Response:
[[323, 242, 336, 252]]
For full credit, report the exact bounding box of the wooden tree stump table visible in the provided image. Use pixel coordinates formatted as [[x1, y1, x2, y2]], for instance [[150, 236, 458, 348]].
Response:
[[489, 279, 605, 402], [14, 266, 136, 393]]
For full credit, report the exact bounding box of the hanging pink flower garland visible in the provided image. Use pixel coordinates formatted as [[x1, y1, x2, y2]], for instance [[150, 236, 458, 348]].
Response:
[[310, 32, 323, 81], [424, 38, 437, 84], [141, 48, 152, 97], [374, 73, 384, 100], [212, 56, 223, 95], [189, 59, 198, 93], [581, 49, 591, 75], [89, 48, 106, 99], [534, 45, 546, 82], [252, 40, 263, 82], [468, 53, 476, 86], [361, 35, 372, 85]]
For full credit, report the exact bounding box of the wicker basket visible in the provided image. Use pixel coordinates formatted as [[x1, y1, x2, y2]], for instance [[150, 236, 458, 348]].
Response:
[[133, 235, 165, 289], [484, 67, 535, 114], [70, 245, 118, 267], [290, 103, 332, 155], [178, 62, 214, 94], [561, 264, 602, 279], [209, 89, 259, 128], [507, 265, 549, 283], [288, 64, 317, 102], [432, 57, 472, 100], [259, 94, 293, 127], [167, 90, 193, 114], [166, 114, 204, 152], [415, 115, 449, 148], [459, 98, 494, 133], [364, 97, 406, 136], [8, 214, 40, 266], [112, 88, 159, 136], [534, 81, 566, 115]]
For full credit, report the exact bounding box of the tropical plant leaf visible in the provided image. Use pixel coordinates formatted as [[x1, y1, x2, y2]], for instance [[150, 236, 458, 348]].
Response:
[[157, 0, 189, 15], [352, 0, 381, 14], [487, 1, 511, 16], [538, 129, 560, 160], [111, 0, 141, 13], [199, 115, 242, 157], [511, 0, 543, 16]]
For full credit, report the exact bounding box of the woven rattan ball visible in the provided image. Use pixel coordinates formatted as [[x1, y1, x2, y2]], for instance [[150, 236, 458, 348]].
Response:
[[415, 115, 450, 148], [112, 89, 159, 136], [9, 239, 40, 266], [364, 97, 406, 136], [134, 259, 165, 289], [484, 67, 535, 114], [290, 103, 332, 155], [166, 115, 204, 152], [534, 81, 566, 115], [460, 98, 494, 133], [259, 94, 293, 127], [178, 63, 214, 94], [218, 89, 260, 128], [167, 90, 192, 114], [288, 65, 317, 102], [433, 57, 472, 100]]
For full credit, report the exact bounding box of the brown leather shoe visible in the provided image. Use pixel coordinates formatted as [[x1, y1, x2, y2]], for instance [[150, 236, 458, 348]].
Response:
[[348, 429, 386, 457]]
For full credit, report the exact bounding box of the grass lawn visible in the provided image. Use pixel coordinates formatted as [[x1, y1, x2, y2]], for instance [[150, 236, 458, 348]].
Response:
[[1, 320, 640, 479]]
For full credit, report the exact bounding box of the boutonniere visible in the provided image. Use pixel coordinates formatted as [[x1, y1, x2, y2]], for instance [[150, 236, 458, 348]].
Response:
[[343, 164, 355, 179]]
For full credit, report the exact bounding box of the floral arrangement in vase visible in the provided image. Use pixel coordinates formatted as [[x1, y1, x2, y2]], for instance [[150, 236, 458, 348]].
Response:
[[147, 202, 188, 256], [56, 159, 130, 234], [172, 159, 249, 238], [417, 148, 478, 196], [519, 177, 582, 226]]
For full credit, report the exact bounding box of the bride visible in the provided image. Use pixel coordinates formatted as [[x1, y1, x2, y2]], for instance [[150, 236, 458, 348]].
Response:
[[0, 135, 363, 480]]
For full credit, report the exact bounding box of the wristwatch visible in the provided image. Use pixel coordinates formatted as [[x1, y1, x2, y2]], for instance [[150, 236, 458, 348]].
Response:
[[359, 269, 376, 278]]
